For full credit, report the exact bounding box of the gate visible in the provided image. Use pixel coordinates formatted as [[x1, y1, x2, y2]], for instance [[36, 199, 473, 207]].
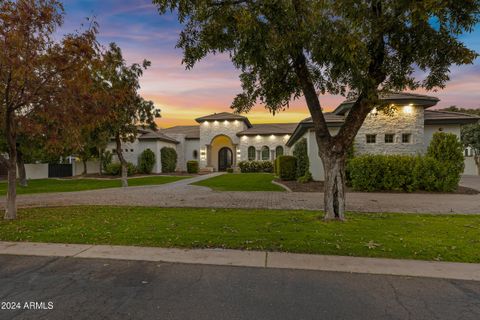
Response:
[[48, 164, 73, 178]]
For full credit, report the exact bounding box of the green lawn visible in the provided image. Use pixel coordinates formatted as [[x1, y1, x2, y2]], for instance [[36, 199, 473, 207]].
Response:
[[192, 173, 284, 191], [1, 206, 479, 263], [0, 176, 189, 195]]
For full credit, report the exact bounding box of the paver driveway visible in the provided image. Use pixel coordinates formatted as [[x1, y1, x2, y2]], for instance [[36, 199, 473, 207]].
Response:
[[0, 173, 479, 214]]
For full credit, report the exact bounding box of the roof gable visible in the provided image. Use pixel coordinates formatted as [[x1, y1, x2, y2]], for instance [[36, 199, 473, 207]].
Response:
[[195, 112, 252, 127]]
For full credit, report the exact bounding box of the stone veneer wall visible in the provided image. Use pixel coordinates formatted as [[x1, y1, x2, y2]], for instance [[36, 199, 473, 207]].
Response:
[[354, 105, 425, 155], [238, 134, 291, 162]]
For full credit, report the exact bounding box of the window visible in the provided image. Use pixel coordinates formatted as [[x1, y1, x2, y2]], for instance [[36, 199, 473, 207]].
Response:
[[275, 146, 284, 158], [125, 149, 129, 152], [261, 146, 270, 160], [366, 134, 376, 144], [193, 150, 198, 159], [130, 149, 134, 152], [248, 146, 256, 161], [112, 149, 116, 153], [384, 134, 394, 143], [402, 133, 411, 143]]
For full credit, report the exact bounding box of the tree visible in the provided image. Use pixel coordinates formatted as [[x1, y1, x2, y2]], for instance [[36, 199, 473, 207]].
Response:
[[462, 123, 480, 175], [155, 0, 479, 220], [0, 0, 99, 219], [99, 43, 159, 187]]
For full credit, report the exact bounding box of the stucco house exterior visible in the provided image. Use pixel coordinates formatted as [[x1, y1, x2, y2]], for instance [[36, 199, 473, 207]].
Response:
[[109, 93, 479, 177]]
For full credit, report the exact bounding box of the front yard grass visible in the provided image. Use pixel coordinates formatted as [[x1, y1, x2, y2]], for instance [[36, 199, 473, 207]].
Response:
[[0, 176, 189, 195], [192, 173, 284, 191], [1, 206, 479, 263]]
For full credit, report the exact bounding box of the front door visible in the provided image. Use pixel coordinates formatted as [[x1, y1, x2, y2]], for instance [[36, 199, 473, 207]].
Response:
[[218, 147, 233, 171]]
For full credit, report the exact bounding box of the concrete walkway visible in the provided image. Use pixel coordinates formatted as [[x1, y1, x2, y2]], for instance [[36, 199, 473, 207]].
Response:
[[0, 241, 478, 281], [0, 173, 479, 214]]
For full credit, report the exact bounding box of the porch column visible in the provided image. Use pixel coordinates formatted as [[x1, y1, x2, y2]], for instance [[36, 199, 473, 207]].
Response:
[[233, 144, 238, 167], [206, 144, 212, 166]]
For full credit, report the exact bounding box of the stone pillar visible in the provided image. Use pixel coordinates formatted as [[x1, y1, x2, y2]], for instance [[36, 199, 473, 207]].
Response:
[[233, 144, 237, 167], [206, 144, 212, 166], [270, 149, 275, 160]]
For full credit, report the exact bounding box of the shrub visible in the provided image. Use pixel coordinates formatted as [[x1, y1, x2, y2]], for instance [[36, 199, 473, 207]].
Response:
[[293, 138, 309, 179], [105, 162, 137, 176], [238, 160, 273, 173], [101, 150, 113, 172], [277, 155, 297, 181], [427, 132, 464, 173], [297, 171, 312, 183], [161, 147, 177, 173], [138, 149, 156, 174], [348, 153, 462, 192], [226, 167, 234, 173], [187, 160, 199, 174]]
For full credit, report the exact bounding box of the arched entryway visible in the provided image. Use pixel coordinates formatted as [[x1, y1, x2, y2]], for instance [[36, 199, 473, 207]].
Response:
[[218, 147, 233, 171]]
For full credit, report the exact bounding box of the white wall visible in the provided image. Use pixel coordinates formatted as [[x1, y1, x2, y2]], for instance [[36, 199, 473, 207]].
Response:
[[424, 124, 461, 150], [464, 157, 479, 175], [107, 137, 178, 173], [18, 164, 49, 179], [238, 134, 291, 162], [73, 161, 100, 176]]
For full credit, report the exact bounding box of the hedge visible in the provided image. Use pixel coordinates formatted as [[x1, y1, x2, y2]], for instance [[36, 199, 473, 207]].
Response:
[[187, 160, 199, 174], [138, 149, 156, 174], [277, 155, 297, 181], [105, 162, 137, 176], [347, 154, 462, 192], [238, 160, 273, 173], [161, 147, 177, 173]]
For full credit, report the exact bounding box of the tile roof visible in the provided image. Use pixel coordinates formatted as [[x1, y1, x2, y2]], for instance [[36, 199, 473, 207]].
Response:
[[161, 125, 200, 139], [195, 112, 252, 127], [237, 123, 298, 136], [424, 110, 480, 124], [334, 92, 440, 115], [137, 128, 179, 143]]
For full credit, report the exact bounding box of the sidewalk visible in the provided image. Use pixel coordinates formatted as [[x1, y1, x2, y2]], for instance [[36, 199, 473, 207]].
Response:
[[0, 241, 478, 281]]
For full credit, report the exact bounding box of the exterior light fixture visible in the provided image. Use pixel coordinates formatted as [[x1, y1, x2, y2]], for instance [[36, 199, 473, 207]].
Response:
[[270, 135, 276, 140], [403, 104, 413, 114], [214, 120, 219, 125], [255, 135, 261, 140]]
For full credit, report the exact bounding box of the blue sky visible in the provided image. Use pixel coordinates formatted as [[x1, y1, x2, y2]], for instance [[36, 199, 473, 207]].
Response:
[[61, 0, 480, 127]]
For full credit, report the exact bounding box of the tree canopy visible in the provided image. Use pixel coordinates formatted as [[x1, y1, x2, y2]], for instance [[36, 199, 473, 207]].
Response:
[[155, 0, 479, 220]]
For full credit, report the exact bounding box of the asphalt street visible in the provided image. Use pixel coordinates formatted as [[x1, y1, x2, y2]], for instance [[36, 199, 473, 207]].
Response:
[[0, 255, 479, 320]]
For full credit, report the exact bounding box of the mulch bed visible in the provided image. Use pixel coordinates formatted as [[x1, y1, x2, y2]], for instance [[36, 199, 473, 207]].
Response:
[[275, 179, 479, 195]]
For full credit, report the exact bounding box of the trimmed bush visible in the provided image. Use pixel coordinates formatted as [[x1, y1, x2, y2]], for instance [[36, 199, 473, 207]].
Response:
[[105, 162, 137, 176], [347, 153, 462, 192], [138, 149, 156, 174], [293, 138, 309, 179], [161, 147, 177, 173], [277, 155, 297, 181], [187, 160, 199, 174], [226, 168, 234, 173], [427, 132, 465, 173], [238, 160, 273, 173], [297, 171, 312, 183]]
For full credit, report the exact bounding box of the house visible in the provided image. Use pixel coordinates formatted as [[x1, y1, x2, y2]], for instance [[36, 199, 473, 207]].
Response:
[[109, 93, 480, 176]]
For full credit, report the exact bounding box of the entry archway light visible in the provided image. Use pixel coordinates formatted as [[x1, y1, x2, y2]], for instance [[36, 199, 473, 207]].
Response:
[[403, 104, 413, 114]]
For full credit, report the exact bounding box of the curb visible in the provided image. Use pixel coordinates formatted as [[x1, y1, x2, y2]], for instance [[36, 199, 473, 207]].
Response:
[[0, 241, 479, 281]]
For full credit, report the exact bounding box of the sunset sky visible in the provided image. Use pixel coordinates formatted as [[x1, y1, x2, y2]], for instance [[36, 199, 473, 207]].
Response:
[[63, 1, 480, 128]]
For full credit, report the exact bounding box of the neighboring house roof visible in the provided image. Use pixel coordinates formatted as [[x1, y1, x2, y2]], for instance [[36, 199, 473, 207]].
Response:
[[236, 123, 298, 136], [286, 109, 479, 147], [424, 110, 480, 125], [195, 112, 252, 128], [161, 125, 200, 139], [333, 92, 440, 115], [137, 128, 179, 144]]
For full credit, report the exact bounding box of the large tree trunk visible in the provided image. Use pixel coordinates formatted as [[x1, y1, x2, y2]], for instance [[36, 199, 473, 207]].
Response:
[[17, 148, 27, 187], [4, 110, 17, 220], [321, 153, 347, 220], [475, 155, 480, 175], [115, 135, 128, 187]]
